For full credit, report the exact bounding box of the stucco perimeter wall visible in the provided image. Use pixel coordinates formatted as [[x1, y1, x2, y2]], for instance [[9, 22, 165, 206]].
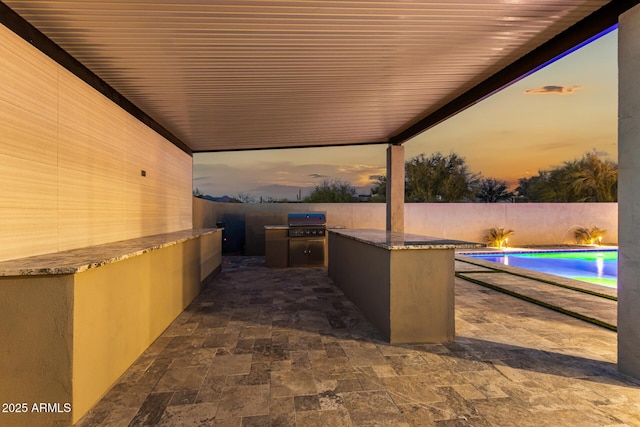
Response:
[[193, 198, 386, 254], [0, 232, 221, 427], [404, 203, 618, 246], [194, 199, 617, 252], [0, 25, 193, 262]]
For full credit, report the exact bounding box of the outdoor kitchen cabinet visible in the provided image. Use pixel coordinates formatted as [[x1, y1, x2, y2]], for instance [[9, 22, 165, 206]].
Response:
[[287, 212, 327, 267], [265, 226, 289, 268], [289, 238, 325, 266]]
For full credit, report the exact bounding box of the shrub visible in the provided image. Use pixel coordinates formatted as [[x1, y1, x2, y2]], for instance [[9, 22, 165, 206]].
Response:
[[574, 226, 607, 245], [485, 228, 514, 248]]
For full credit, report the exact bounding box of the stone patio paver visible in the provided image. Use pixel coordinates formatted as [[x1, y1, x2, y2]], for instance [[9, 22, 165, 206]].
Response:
[[75, 256, 640, 427], [455, 259, 618, 328]]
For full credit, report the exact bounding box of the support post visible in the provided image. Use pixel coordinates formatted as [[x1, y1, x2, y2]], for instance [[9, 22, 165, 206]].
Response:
[[618, 3, 640, 380], [386, 144, 405, 232]]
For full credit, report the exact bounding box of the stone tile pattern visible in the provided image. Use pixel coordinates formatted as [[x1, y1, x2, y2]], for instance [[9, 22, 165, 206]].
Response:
[[456, 261, 618, 328], [75, 256, 640, 427]]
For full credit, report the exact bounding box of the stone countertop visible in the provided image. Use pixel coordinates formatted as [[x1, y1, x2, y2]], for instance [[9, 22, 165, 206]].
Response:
[[0, 228, 222, 277], [328, 228, 483, 250], [264, 225, 346, 230]]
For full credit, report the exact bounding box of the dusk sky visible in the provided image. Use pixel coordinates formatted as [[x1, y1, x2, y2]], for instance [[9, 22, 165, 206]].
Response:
[[193, 28, 618, 200]]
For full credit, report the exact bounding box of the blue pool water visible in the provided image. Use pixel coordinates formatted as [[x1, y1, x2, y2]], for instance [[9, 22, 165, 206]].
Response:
[[465, 250, 618, 288]]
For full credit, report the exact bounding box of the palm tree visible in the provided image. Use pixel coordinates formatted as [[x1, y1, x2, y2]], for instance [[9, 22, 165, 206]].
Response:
[[515, 151, 617, 202], [476, 178, 514, 203], [574, 226, 607, 245], [485, 228, 514, 248], [570, 151, 618, 202]]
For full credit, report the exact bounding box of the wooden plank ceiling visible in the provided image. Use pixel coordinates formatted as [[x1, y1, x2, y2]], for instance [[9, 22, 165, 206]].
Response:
[[3, 1, 612, 152]]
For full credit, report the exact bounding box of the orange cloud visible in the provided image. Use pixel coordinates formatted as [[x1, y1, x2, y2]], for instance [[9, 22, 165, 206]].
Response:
[[524, 85, 582, 95]]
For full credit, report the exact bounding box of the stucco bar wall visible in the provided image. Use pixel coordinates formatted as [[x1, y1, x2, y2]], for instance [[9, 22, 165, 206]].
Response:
[[618, 4, 640, 380], [0, 230, 222, 426], [328, 229, 480, 343], [0, 24, 192, 263]]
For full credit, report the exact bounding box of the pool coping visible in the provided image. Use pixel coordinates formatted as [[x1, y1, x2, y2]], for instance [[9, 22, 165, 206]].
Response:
[[458, 247, 618, 293], [455, 254, 617, 301], [454, 252, 617, 331], [455, 244, 619, 256]]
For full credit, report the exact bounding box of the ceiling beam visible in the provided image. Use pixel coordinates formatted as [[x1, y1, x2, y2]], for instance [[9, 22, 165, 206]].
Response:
[[192, 140, 387, 154], [388, 0, 640, 146]]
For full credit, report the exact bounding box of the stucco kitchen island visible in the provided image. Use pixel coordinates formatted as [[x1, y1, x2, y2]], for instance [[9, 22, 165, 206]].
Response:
[[0, 229, 222, 427], [328, 229, 482, 344]]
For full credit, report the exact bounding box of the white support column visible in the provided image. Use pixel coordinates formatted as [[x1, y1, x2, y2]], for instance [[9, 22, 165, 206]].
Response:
[[618, 3, 640, 379], [386, 144, 405, 232]]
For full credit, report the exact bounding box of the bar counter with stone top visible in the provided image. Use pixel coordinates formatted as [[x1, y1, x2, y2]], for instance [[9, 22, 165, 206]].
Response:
[[329, 228, 484, 251], [0, 228, 221, 276], [0, 228, 223, 426], [328, 228, 482, 344]]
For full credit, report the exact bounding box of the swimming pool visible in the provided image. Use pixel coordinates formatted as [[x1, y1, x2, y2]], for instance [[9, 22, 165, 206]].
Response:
[[464, 250, 617, 288]]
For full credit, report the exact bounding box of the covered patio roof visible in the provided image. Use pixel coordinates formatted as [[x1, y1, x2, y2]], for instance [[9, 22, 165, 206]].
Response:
[[1, 1, 634, 154]]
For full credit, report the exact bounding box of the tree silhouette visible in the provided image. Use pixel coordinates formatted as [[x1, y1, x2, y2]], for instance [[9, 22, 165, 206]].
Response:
[[305, 180, 357, 203], [516, 151, 617, 202], [476, 178, 513, 203], [236, 192, 256, 203], [405, 152, 479, 202], [369, 175, 386, 202], [569, 150, 617, 202]]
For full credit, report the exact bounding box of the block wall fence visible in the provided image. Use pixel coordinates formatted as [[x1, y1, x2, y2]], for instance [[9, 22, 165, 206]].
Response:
[[194, 198, 617, 253]]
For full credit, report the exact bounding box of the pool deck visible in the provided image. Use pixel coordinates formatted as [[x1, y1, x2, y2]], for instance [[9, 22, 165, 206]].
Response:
[[455, 252, 617, 330], [73, 256, 637, 427]]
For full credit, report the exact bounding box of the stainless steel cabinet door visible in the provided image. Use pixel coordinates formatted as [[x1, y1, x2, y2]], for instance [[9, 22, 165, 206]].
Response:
[[289, 239, 325, 266], [307, 239, 325, 266], [289, 239, 308, 266]]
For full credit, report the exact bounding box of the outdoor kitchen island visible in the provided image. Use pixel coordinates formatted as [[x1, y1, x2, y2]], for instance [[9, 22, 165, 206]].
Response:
[[0, 229, 222, 427], [328, 229, 482, 344]]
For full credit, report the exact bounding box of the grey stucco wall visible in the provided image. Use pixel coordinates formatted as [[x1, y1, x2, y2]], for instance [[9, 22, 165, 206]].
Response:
[[618, 4, 640, 380], [328, 233, 391, 339]]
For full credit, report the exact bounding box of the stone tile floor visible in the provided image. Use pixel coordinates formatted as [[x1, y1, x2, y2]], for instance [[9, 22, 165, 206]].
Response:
[[75, 256, 640, 426], [455, 258, 617, 329]]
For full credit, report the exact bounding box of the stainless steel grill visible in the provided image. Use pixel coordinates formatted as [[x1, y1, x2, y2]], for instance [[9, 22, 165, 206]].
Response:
[[288, 213, 326, 267]]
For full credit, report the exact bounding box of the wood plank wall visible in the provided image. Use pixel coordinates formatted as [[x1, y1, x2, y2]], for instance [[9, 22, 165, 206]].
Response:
[[0, 25, 192, 262]]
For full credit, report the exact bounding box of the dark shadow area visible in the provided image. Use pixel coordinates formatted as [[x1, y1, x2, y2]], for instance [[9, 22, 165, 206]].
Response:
[[385, 337, 640, 389]]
